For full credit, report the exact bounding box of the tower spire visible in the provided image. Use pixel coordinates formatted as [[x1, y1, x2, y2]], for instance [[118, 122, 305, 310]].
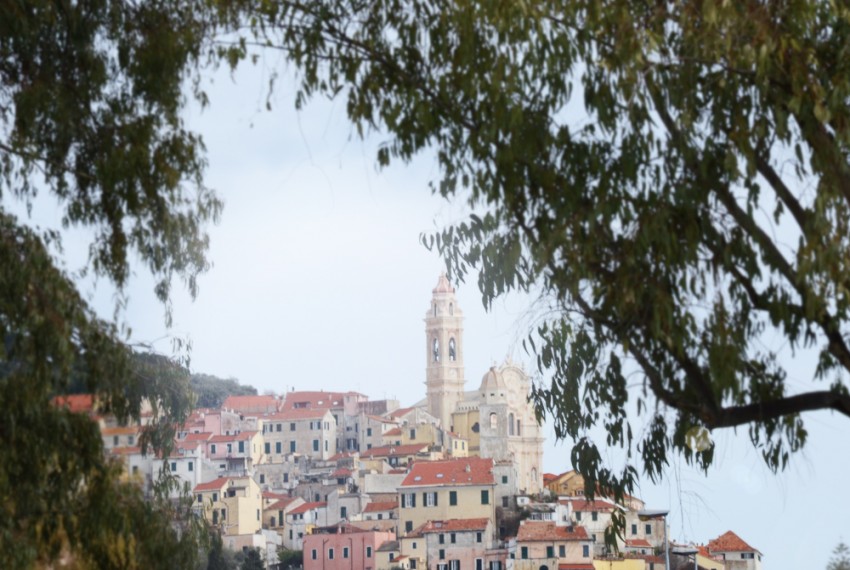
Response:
[[425, 274, 465, 429]]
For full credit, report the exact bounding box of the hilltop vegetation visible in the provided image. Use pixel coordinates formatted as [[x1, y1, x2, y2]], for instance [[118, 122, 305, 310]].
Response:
[[190, 374, 258, 409]]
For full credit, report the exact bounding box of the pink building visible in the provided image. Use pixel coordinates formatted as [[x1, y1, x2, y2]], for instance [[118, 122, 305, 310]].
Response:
[[304, 523, 395, 570]]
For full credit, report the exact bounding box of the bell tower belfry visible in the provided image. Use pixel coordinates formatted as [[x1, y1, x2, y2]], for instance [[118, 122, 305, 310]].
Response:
[[425, 273, 465, 429]]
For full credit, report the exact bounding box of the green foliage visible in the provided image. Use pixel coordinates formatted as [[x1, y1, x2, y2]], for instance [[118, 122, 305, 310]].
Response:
[[240, 548, 264, 570], [0, 0, 239, 567], [191, 373, 258, 409], [278, 548, 303, 567], [828, 541, 850, 570], [232, 0, 850, 513], [206, 532, 239, 570]]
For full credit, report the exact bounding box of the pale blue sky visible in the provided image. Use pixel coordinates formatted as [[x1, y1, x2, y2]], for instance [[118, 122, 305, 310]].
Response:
[[16, 60, 847, 569]]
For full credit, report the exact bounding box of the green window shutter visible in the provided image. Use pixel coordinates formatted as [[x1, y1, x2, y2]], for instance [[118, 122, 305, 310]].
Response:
[[449, 491, 457, 506]]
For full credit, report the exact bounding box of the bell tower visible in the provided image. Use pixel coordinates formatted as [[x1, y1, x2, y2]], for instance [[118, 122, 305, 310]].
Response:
[[425, 273, 465, 429]]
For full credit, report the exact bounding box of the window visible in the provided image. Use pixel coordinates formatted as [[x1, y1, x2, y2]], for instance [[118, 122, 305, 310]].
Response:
[[476, 560, 483, 570], [341, 506, 347, 519], [221, 508, 226, 520], [592, 511, 598, 521], [509, 413, 515, 435], [450, 533, 456, 544], [476, 532, 482, 543], [516, 419, 521, 436], [439, 534, 445, 545], [389, 553, 395, 562], [521, 547, 528, 559], [405, 521, 413, 532], [128, 436, 134, 445], [257, 509, 260, 520], [238, 441, 245, 453], [433, 338, 440, 362], [546, 546, 554, 558], [489, 413, 498, 430], [210, 444, 216, 454], [402, 493, 417, 508], [283, 473, 289, 483], [502, 497, 509, 508], [313, 439, 319, 451], [343, 547, 349, 559], [366, 547, 372, 558], [290, 423, 296, 431], [212, 492, 218, 502], [411, 560, 418, 570], [170, 462, 177, 472], [449, 337, 456, 360], [742, 553, 755, 559], [439, 549, 445, 560], [645, 523, 652, 535], [276, 423, 282, 432], [559, 545, 565, 557], [276, 442, 282, 453], [367, 428, 372, 436], [265, 442, 271, 454], [449, 560, 460, 570], [113, 435, 119, 446], [311, 550, 317, 560], [259, 474, 265, 484], [481, 490, 490, 505], [489, 563, 502, 570], [425, 492, 438, 507], [410, 428, 416, 439], [412, 542, 417, 549], [197, 494, 203, 503], [449, 491, 458, 506], [290, 441, 296, 452], [501, 475, 508, 484], [631, 524, 637, 535], [576, 511, 582, 521], [582, 545, 589, 557], [226, 443, 232, 454], [328, 548, 334, 560]]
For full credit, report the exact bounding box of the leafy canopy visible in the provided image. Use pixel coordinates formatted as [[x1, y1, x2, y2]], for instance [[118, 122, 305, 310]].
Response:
[[233, 0, 850, 501], [0, 0, 240, 566]]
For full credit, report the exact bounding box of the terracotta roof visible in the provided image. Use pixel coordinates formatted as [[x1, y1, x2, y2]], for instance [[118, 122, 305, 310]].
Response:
[[367, 415, 398, 424], [625, 539, 652, 548], [329, 452, 356, 461], [401, 457, 494, 487], [383, 427, 402, 437], [349, 520, 397, 533], [708, 530, 760, 553], [267, 498, 300, 511], [388, 407, 414, 419], [362, 443, 429, 459], [110, 446, 142, 456], [543, 473, 558, 483], [194, 477, 229, 492], [289, 501, 327, 515], [184, 432, 214, 442], [517, 522, 589, 542], [102, 426, 139, 436], [363, 501, 398, 513], [53, 394, 96, 413], [418, 518, 490, 533], [268, 408, 331, 421], [282, 391, 351, 411], [562, 499, 617, 512], [331, 468, 352, 478], [264, 491, 290, 501], [222, 395, 279, 412], [376, 540, 399, 552], [209, 431, 258, 442], [388, 468, 408, 474]]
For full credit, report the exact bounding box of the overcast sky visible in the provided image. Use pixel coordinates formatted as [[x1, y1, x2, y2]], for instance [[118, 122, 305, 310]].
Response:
[[18, 60, 847, 568]]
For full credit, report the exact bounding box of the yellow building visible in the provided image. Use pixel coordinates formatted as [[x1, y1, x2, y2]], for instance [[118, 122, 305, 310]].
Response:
[[194, 476, 263, 536], [397, 457, 496, 538]]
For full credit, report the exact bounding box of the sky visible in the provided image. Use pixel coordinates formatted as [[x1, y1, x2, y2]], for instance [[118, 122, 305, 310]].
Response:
[[15, 60, 848, 568]]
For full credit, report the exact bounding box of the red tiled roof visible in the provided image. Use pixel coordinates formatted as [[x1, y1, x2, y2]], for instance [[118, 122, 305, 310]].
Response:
[[362, 443, 429, 459], [329, 452, 356, 461], [209, 431, 258, 443], [53, 394, 96, 413], [331, 468, 352, 478], [383, 427, 402, 436], [517, 522, 589, 542], [367, 415, 398, 424], [363, 501, 398, 513], [194, 477, 229, 492], [268, 408, 331, 421], [560, 499, 617, 512], [282, 391, 351, 411], [387, 407, 414, 419], [708, 530, 759, 553], [110, 446, 142, 456], [401, 457, 494, 487], [389, 468, 407, 474], [543, 473, 558, 483], [264, 491, 290, 501], [184, 432, 214, 442], [222, 395, 279, 412], [418, 518, 490, 533], [289, 501, 327, 515], [102, 426, 140, 436], [267, 498, 300, 511], [625, 539, 652, 548]]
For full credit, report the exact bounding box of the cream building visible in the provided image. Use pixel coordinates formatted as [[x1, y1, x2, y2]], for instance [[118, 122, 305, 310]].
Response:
[[423, 274, 544, 494]]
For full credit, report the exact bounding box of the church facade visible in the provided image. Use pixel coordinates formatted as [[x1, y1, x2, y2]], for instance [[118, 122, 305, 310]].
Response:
[[422, 274, 544, 494]]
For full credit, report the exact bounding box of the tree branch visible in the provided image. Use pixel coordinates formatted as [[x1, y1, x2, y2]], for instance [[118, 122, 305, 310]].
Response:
[[709, 390, 850, 428]]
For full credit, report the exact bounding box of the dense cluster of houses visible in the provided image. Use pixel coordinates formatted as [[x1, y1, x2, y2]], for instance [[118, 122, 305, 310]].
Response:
[[58, 390, 763, 570]]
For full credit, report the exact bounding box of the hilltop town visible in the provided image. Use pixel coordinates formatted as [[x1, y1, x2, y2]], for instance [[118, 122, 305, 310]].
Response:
[[58, 276, 763, 569]]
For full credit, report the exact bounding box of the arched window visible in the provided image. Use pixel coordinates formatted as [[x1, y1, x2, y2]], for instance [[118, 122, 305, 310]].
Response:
[[432, 338, 440, 362], [449, 303, 454, 315], [433, 303, 437, 317], [531, 468, 538, 484], [489, 413, 498, 430], [449, 338, 456, 361], [508, 413, 515, 435], [517, 419, 522, 436]]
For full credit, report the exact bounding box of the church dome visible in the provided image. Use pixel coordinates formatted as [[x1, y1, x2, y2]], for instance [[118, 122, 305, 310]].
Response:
[[479, 366, 507, 392]]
